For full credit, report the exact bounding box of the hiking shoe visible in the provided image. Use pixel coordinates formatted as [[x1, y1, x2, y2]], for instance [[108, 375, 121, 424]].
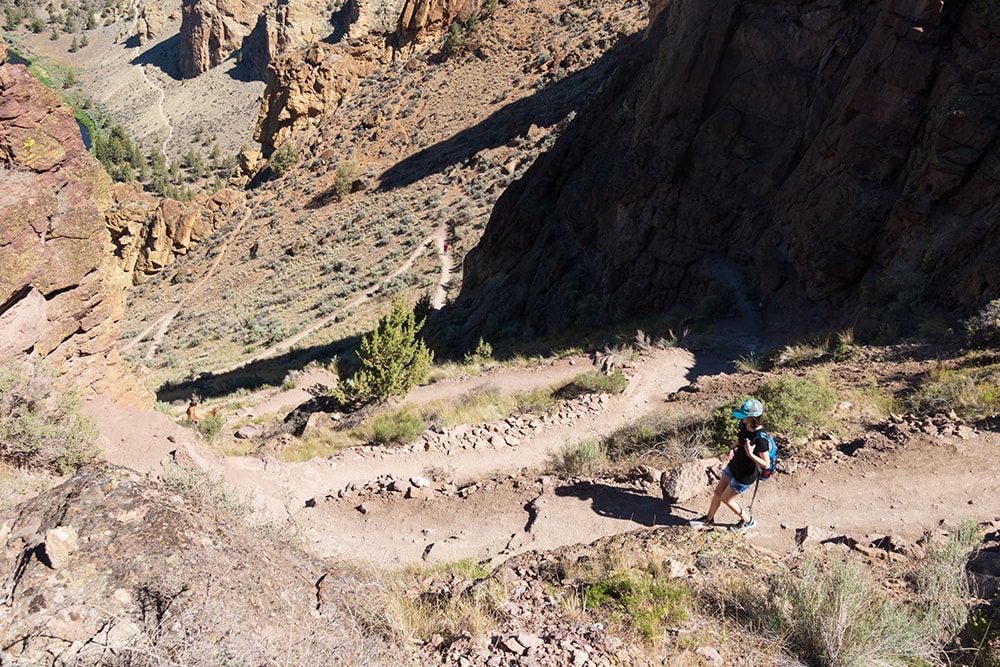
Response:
[[689, 515, 714, 529], [731, 517, 757, 532]]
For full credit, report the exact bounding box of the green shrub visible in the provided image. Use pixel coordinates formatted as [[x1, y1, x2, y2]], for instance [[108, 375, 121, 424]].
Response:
[[442, 23, 466, 57], [194, 413, 225, 441], [269, 142, 299, 177], [463, 337, 493, 366], [583, 570, 691, 644], [731, 551, 962, 667], [734, 352, 763, 373], [337, 297, 434, 405], [706, 375, 837, 452], [546, 439, 607, 476], [0, 361, 99, 474], [333, 161, 358, 197], [963, 298, 1000, 345], [912, 519, 981, 639], [905, 363, 1000, 420], [367, 409, 426, 446], [772, 330, 857, 368]]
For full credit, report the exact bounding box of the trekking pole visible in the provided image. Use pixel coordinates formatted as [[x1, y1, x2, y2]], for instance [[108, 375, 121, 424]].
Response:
[[746, 475, 761, 516]]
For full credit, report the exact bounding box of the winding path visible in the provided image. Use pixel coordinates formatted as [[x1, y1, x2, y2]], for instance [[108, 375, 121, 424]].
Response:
[[126, 0, 173, 155], [215, 227, 451, 373], [119, 210, 252, 359], [138, 64, 172, 155], [122, 225, 453, 370]]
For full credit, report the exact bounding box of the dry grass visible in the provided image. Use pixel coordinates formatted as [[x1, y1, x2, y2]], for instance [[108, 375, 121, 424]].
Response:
[[0, 462, 59, 510], [345, 559, 507, 646]]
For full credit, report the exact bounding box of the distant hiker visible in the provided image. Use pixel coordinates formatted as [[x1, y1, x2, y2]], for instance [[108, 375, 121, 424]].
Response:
[[443, 243, 449, 253], [689, 398, 771, 532], [186, 399, 198, 422]]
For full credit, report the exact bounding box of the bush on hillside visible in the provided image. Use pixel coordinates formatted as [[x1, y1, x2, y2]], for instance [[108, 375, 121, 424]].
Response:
[[335, 297, 434, 405], [963, 298, 1000, 345], [0, 361, 99, 474], [905, 362, 1000, 419], [269, 142, 299, 177], [333, 161, 359, 197], [706, 375, 837, 453], [723, 523, 980, 667]]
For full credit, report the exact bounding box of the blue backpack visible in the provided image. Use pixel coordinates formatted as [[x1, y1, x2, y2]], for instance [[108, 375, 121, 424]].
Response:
[[755, 432, 778, 480]]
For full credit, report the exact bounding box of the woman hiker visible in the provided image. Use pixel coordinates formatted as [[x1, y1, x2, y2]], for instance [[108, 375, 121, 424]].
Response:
[[689, 398, 771, 532]]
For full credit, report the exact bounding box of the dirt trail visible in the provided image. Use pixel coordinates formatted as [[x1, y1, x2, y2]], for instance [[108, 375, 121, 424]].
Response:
[[216, 228, 451, 372], [120, 211, 251, 359], [88, 343, 1000, 570]]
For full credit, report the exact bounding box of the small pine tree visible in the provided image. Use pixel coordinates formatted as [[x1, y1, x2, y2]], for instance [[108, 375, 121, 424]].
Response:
[[338, 297, 434, 405]]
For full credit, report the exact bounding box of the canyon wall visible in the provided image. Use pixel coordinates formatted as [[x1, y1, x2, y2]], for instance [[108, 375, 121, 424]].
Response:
[[0, 44, 151, 406], [454, 0, 1000, 340]]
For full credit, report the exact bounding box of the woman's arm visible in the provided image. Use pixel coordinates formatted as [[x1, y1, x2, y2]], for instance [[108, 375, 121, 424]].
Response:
[[744, 438, 769, 468]]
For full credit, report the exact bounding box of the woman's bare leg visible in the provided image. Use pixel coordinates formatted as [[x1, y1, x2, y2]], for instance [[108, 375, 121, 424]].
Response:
[[719, 485, 751, 522], [706, 477, 729, 520]]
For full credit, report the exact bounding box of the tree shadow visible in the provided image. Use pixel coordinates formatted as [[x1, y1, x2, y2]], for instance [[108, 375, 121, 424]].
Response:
[[154, 334, 361, 404], [554, 480, 688, 528], [130, 33, 182, 81], [376, 32, 643, 192]]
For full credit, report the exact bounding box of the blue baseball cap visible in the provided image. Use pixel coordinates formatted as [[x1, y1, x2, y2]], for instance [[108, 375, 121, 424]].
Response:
[[733, 398, 763, 419]]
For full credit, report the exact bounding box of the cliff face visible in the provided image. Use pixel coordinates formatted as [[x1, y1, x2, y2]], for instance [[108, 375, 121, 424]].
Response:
[[255, 38, 389, 153], [0, 45, 150, 406], [106, 184, 245, 280], [178, 0, 260, 78], [455, 0, 1000, 340], [397, 0, 480, 45], [179, 0, 408, 80], [248, 0, 484, 152]]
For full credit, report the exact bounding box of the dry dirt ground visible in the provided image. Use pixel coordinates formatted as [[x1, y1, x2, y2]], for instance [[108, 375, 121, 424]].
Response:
[[84, 325, 1000, 572]]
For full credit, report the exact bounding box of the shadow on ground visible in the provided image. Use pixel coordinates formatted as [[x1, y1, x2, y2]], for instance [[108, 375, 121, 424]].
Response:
[[556, 481, 688, 528], [375, 32, 643, 192], [155, 334, 361, 404], [131, 33, 182, 80]]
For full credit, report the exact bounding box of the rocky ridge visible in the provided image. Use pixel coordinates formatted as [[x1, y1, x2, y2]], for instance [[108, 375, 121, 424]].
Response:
[[105, 183, 246, 280], [0, 43, 149, 406], [0, 465, 395, 665]]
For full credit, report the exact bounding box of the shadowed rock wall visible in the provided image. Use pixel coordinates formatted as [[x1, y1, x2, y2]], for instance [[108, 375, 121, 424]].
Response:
[[455, 0, 1000, 340]]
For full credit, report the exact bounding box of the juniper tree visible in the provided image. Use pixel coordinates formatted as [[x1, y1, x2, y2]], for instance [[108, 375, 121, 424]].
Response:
[[338, 296, 433, 405]]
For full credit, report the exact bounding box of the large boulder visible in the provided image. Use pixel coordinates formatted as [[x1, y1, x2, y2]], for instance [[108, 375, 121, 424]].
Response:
[[453, 0, 1000, 341], [660, 459, 716, 503], [0, 465, 383, 665]]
